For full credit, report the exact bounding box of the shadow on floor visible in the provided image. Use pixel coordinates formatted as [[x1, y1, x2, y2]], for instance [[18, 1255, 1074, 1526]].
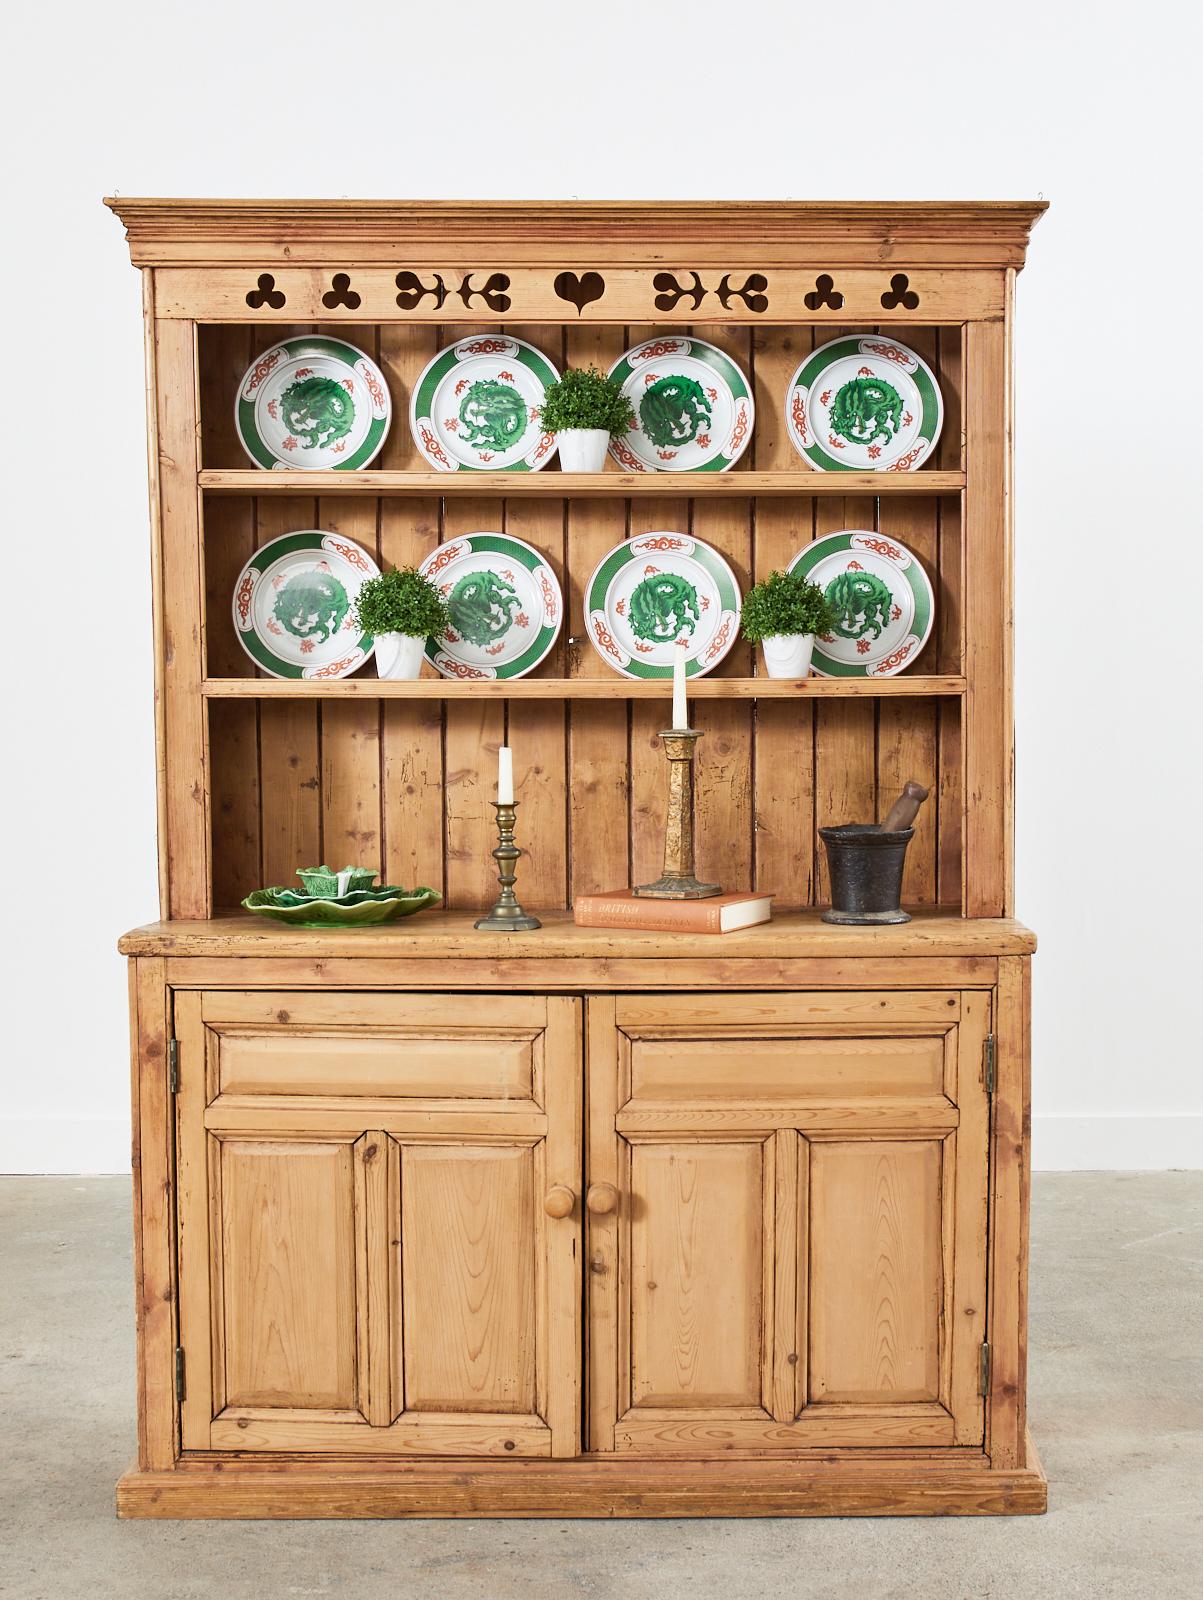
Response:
[[1, 1173, 1200, 1600]]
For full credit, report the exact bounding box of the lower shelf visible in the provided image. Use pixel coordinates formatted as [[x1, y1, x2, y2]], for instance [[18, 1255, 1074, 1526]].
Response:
[[117, 1436, 1047, 1519]]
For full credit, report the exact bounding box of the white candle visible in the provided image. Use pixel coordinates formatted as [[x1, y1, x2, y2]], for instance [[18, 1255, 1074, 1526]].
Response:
[[497, 745, 514, 805], [671, 642, 688, 730]]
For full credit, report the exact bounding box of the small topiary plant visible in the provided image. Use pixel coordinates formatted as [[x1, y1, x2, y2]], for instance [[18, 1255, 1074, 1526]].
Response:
[[354, 566, 449, 638], [538, 366, 635, 437], [740, 570, 835, 642]]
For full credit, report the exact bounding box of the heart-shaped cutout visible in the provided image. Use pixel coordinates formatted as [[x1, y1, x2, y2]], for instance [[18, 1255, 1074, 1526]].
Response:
[[553, 270, 605, 314]]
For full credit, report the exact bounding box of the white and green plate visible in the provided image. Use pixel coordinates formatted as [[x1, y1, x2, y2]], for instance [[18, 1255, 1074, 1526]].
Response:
[[607, 336, 753, 472], [585, 533, 741, 679], [235, 337, 392, 470], [785, 336, 942, 472], [232, 531, 380, 680], [418, 533, 562, 679], [788, 531, 934, 677], [410, 336, 559, 471]]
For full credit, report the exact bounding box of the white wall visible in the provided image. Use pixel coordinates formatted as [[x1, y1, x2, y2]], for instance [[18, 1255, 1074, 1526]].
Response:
[[3, 0, 1198, 1172]]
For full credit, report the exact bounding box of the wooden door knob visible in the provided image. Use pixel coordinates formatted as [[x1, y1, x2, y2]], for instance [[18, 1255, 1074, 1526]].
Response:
[[543, 1185, 575, 1219], [586, 1183, 619, 1216]]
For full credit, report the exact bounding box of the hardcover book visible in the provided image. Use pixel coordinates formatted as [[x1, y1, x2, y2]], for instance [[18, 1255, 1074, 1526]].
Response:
[[573, 890, 774, 935]]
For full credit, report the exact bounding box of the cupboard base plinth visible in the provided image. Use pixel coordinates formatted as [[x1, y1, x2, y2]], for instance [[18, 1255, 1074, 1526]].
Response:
[[118, 1437, 1047, 1519]]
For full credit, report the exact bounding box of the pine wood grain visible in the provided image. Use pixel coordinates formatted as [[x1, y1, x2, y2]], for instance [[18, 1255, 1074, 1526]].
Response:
[[217, 1137, 359, 1410], [201, 468, 969, 497], [628, 1138, 767, 1410], [565, 324, 630, 900], [400, 1144, 537, 1414], [964, 314, 1012, 916], [118, 200, 1041, 1520], [117, 1446, 1048, 1517], [154, 318, 210, 917], [751, 324, 816, 906], [128, 957, 176, 1469], [121, 909, 1035, 959], [378, 323, 445, 898], [808, 1139, 943, 1404]]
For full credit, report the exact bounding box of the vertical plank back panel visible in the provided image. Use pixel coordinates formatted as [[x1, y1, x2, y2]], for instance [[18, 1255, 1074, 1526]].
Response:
[[751, 326, 815, 906], [200, 327, 262, 908], [378, 324, 445, 898], [812, 337, 878, 904], [625, 324, 692, 890], [315, 327, 383, 878], [692, 324, 754, 894], [254, 490, 322, 891], [505, 324, 568, 908], [442, 331, 506, 911], [191, 311, 990, 914], [875, 328, 940, 905], [565, 325, 630, 898]]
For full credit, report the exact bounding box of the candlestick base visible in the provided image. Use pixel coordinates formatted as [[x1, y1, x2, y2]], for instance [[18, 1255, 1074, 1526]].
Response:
[[474, 909, 544, 932], [474, 801, 541, 933], [632, 726, 723, 900], [632, 873, 723, 901]]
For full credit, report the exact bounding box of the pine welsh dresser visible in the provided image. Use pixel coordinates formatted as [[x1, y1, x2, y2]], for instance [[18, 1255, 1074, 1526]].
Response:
[[108, 198, 1046, 1517]]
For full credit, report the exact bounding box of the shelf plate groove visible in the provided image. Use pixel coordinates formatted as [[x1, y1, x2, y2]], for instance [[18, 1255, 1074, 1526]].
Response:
[[203, 676, 967, 701], [199, 470, 965, 498]]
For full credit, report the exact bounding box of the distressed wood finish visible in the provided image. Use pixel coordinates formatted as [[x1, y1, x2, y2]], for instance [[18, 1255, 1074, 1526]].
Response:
[[173, 990, 582, 1459], [189, 303, 973, 915], [114, 199, 1042, 1519], [591, 991, 989, 1453]]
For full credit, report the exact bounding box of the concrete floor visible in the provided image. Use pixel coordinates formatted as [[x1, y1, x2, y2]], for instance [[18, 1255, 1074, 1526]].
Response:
[[1, 1175, 1200, 1600]]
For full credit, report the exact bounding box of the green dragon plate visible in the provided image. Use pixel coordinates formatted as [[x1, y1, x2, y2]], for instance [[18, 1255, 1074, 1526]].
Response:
[[784, 336, 942, 472], [235, 336, 392, 471], [607, 336, 753, 473], [584, 531, 741, 680], [241, 886, 441, 927], [409, 335, 559, 471]]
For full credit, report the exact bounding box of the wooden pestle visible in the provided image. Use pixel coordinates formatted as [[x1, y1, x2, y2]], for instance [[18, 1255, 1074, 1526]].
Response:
[[880, 779, 929, 833]]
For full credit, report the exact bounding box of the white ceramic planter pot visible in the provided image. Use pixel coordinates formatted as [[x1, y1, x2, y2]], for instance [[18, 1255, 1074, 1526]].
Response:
[[374, 632, 426, 680], [556, 428, 609, 472], [760, 633, 815, 680]]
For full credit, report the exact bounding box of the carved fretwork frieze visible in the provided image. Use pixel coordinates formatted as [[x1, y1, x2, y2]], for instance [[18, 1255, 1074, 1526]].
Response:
[[163, 263, 995, 324], [457, 272, 512, 312], [395, 271, 448, 309], [245, 272, 285, 310], [653, 271, 707, 312], [716, 272, 769, 312], [553, 271, 606, 313]]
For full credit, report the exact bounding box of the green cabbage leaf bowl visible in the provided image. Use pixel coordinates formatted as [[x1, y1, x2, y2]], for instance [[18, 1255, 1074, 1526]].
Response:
[[241, 886, 441, 927]]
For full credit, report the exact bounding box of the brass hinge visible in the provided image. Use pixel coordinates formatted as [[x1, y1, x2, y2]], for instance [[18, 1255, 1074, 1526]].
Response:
[[983, 1032, 996, 1096], [979, 1340, 991, 1397], [168, 1039, 179, 1094], [174, 1346, 186, 1403]]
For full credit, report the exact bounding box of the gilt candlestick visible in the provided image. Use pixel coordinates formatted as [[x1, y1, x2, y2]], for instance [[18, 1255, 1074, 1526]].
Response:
[[632, 728, 722, 899], [475, 802, 541, 932]]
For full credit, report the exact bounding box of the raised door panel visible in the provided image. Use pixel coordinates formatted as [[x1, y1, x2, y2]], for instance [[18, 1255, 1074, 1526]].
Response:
[[807, 1138, 943, 1405], [628, 1138, 769, 1411], [215, 1137, 359, 1413], [400, 1144, 537, 1414]]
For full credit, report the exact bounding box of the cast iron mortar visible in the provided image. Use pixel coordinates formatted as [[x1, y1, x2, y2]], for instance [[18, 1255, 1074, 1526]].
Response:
[[819, 780, 929, 926]]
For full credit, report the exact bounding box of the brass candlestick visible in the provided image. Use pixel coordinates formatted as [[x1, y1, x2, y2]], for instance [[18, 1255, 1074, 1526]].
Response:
[[633, 728, 722, 899], [475, 802, 541, 932]]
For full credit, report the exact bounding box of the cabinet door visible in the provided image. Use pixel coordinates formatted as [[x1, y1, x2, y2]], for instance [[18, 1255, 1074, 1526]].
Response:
[[586, 991, 990, 1453], [175, 991, 581, 1457]]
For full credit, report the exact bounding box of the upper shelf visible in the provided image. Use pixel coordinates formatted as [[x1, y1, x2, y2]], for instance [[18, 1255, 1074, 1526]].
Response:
[[199, 470, 965, 498], [203, 675, 965, 700]]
